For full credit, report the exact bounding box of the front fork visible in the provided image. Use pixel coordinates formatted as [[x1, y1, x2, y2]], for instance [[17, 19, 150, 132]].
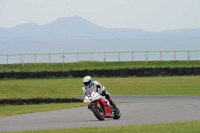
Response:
[[88, 100, 102, 110], [95, 100, 104, 112]]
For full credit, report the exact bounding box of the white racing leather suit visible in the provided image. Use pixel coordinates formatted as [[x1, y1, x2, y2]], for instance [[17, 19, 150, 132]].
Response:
[[82, 81, 117, 109]]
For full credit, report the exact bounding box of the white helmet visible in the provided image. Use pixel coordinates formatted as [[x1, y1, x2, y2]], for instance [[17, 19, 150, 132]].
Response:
[[83, 76, 92, 87]]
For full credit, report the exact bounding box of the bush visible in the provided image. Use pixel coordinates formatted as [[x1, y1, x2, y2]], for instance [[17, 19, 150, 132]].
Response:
[[0, 98, 82, 105]]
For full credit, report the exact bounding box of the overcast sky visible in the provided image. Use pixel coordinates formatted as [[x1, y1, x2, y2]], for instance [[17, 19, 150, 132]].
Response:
[[0, 0, 200, 31]]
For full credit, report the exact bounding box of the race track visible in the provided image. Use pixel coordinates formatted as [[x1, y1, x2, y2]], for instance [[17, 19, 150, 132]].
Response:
[[0, 96, 200, 132]]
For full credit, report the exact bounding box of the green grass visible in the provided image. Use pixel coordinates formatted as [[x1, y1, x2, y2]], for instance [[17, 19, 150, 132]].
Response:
[[1, 62, 199, 132], [0, 103, 85, 117], [0, 78, 80, 99], [0, 77, 199, 133], [1, 61, 200, 72], [0, 85, 63, 99], [0, 76, 200, 99], [1, 120, 200, 133], [0, 76, 200, 117]]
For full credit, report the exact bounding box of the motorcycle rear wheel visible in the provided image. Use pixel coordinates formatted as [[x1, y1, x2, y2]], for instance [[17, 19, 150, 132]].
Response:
[[113, 108, 121, 119], [91, 104, 105, 121]]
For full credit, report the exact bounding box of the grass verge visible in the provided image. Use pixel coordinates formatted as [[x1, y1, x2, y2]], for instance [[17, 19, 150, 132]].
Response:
[[1, 61, 200, 72], [0, 120, 200, 133], [0, 103, 85, 117], [0, 76, 200, 99]]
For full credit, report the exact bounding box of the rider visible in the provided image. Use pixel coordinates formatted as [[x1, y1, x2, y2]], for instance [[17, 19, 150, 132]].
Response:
[[82, 75, 118, 110]]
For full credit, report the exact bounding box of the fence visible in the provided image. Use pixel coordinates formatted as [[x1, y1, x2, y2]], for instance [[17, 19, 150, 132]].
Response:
[[0, 50, 200, 65]]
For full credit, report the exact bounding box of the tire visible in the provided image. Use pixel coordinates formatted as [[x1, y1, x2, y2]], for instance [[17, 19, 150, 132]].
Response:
[[113, 108, 121, 119], [91, 103, 105, 121]]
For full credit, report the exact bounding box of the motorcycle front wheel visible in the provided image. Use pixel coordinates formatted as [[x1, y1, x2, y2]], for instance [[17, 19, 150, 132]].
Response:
[[91, 103, 105, 121]]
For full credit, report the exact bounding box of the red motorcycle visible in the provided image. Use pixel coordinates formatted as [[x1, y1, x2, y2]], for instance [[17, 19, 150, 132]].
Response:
[[84, 90, 121, 121]]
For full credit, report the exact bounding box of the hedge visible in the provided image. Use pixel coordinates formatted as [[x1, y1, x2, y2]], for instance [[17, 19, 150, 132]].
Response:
[[0, 98, 83, 105], [0, 67, 200, 79]]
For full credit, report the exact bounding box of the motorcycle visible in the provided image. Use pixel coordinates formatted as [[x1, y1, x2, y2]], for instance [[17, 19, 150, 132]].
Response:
[[84, 90, 121, 121]]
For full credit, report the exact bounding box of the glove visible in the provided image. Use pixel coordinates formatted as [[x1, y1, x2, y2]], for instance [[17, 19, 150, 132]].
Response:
[[96, 84, 101, 92]]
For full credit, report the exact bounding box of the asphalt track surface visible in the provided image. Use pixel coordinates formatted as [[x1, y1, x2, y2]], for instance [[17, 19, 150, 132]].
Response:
[[0, 95, 200, 132]]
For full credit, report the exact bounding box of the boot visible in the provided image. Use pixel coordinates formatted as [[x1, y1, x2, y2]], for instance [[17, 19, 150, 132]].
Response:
[[108, 98, 118, 110], [87, 104, 91, 110]]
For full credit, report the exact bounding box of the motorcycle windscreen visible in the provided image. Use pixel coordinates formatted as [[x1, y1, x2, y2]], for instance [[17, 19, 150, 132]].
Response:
[[85, 89, 94, 96]]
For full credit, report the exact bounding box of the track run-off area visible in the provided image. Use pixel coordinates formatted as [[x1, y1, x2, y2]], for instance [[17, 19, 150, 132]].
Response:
[[0, 95, 200, 132]]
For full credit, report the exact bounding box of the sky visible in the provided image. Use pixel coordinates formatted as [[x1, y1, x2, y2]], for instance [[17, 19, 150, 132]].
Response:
[[0, 0, 200, 32]]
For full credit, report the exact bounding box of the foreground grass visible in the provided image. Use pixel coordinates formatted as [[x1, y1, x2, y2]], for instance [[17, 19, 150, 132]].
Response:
[[1, 121, 200, 133], [1, 61, 200, 72], [0, 76, 200, 99], [0, 103, 85, 117]]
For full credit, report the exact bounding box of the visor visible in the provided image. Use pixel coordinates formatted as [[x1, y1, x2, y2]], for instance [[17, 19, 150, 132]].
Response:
[[84, 80, 91, 87]]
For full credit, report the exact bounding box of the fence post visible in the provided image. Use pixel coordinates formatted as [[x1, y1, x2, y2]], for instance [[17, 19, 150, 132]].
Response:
[[160, 51, 162, 62], [7, 55, 8, 65], [91, 52, 92, 63], [132, 51, 134, 61], [146, 51, 148, 64], [104, 52, 106, 65], [62, 54, 65, 66], [118, 52, 120, 61], [174, 51, 176, 61], [77, 53, 78, 64], [35, 54, 36, 65], [21, 54, 22, 64], [188, 51, 190, 63], [49, 54, 51, 64]]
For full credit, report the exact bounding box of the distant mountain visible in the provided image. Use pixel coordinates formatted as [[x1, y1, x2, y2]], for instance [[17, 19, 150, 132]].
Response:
[[0, 16, 200, 40]]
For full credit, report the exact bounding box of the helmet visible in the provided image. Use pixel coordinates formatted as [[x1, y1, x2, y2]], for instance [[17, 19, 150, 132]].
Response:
[[83, 76, 92, 87]]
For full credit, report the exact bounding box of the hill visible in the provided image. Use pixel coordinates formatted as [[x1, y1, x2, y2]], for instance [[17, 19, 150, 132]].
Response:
[[0, 16, 200, 40]]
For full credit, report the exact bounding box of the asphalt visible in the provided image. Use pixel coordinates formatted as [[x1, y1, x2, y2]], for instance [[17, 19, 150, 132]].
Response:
[[0, 95, 200, 132]]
